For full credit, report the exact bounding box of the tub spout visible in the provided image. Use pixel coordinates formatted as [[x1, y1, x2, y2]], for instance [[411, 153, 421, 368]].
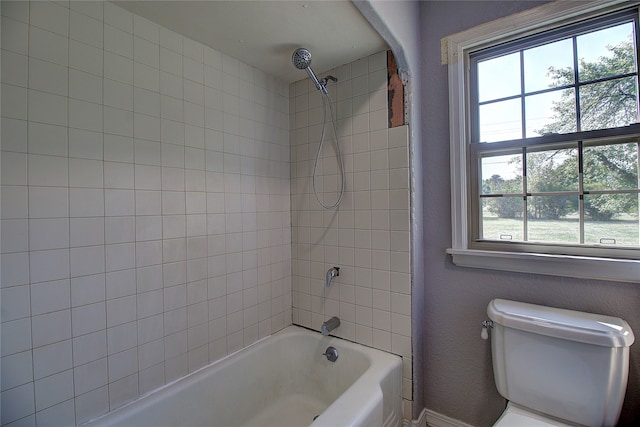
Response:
[[321, 316, 340, 336], [325, 267, 340, 287]]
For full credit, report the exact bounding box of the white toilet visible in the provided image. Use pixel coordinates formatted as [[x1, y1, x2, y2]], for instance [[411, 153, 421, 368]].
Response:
[[487, 299, 635, 427]]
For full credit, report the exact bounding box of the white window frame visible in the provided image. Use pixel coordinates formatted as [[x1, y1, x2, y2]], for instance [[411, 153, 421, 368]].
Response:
[[444, 0, 640, 283]]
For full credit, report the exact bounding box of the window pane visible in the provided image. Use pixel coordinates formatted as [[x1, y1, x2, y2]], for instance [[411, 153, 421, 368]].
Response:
[[525, 88, 576, 137], [579, 77, 638, 131], [481, 198, 524, 240], [583, 142, 639, 191], [524, 38, 574, 92], [478, 52, 520, 102], [479, 98, 522, 142], [527, 196, 580, 242], [585, 222, 640, 246], [584, 194, 639, 246], [481, 154, 522, 194], [584, 192, 639, 221], [526, 147, 578, 192], [577, 22, 636, 82]]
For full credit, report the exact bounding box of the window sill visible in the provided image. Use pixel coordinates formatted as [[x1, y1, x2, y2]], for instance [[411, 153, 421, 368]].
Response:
[[446, 248, 640, 283]]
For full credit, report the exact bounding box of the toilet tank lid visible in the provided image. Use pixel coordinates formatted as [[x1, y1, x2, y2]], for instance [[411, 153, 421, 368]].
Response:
[[487, 299, 635, 347]]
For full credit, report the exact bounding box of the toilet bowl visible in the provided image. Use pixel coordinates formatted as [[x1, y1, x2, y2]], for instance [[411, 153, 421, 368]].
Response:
[[487, 299, 634, 427]]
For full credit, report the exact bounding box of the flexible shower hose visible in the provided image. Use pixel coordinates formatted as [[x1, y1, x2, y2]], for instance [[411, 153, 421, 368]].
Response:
[[312, 91, 345, 210]]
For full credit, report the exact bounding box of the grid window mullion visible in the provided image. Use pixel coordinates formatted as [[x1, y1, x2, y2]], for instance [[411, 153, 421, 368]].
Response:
[[573, 36, 582, 133], [578, 141, 585, 244], [520, 51, 527, 139], [522, 146, 528, 241]]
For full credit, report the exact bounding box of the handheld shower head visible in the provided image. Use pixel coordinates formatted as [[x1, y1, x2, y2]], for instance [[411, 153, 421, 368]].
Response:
[[292, 48, 312, 70], [291, 48, 327, 94]]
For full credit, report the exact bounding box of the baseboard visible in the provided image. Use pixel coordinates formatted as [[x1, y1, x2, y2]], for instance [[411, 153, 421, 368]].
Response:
[[404, 409, 475, 427], [402, 408, 427, 427]]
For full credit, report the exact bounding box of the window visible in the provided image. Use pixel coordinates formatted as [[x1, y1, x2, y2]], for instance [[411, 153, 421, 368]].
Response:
[[445, 1, 640, 282]]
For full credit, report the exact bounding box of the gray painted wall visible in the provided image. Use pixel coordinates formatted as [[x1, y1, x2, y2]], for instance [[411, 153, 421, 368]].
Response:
[[419, 2, 640, 426]]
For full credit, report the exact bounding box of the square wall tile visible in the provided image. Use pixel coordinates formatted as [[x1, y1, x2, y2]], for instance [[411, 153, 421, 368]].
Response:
[[1, 350, 33, 392], [1, 2, 294, 422], [1, 382, 35, 425]]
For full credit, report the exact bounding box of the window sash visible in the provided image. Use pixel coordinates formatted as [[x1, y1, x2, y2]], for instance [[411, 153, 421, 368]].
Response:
[[469, 8, 640, 144], [467, 8, 640, 258], [471, 133, 640, 255]]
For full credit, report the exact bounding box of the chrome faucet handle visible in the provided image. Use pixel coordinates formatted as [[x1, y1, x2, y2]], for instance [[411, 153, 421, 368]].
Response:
[[325, 266, 340, 287]]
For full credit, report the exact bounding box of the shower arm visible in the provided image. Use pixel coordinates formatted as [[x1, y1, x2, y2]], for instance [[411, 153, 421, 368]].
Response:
[[306, 67, 328, 94]]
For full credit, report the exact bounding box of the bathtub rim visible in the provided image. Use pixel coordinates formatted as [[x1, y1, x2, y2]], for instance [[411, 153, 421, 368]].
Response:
[[82, 324, 402, 427]]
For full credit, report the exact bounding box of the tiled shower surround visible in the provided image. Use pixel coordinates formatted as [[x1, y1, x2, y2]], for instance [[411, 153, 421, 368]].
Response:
[[289, 56, 412, 413], [1, 1, 290, 424], [0, 1, 412, 425]]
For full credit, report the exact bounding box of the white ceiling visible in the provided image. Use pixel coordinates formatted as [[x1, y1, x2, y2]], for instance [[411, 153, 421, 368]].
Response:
[[114, 0, 388, 84]]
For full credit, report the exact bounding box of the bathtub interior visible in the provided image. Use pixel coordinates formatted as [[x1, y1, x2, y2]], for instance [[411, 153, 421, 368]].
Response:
[[214, 330, 372, 426]]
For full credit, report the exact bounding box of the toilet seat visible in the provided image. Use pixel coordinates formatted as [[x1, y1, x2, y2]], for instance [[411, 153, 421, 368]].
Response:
[[493, 403, 574, 427]]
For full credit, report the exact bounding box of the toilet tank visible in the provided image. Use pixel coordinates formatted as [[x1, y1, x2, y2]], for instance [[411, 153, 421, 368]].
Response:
[[488, 299, 635, 427]]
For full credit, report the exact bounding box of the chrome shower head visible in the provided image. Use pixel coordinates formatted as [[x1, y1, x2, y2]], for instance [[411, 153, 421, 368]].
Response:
[[291, 47, 327, 94], [292, 48, 312, 70]]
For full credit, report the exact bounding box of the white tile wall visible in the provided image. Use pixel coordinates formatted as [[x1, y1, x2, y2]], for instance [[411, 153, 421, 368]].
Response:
[[0, 1, 291, 425], [289, 52, 413, 414]]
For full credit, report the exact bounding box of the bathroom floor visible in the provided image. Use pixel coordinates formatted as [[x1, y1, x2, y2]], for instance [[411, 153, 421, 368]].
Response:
[[242, 394, 327, 427]]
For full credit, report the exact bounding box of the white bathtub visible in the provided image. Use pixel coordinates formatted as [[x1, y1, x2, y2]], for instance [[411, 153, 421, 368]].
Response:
[[85, 325, 403, 427]]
